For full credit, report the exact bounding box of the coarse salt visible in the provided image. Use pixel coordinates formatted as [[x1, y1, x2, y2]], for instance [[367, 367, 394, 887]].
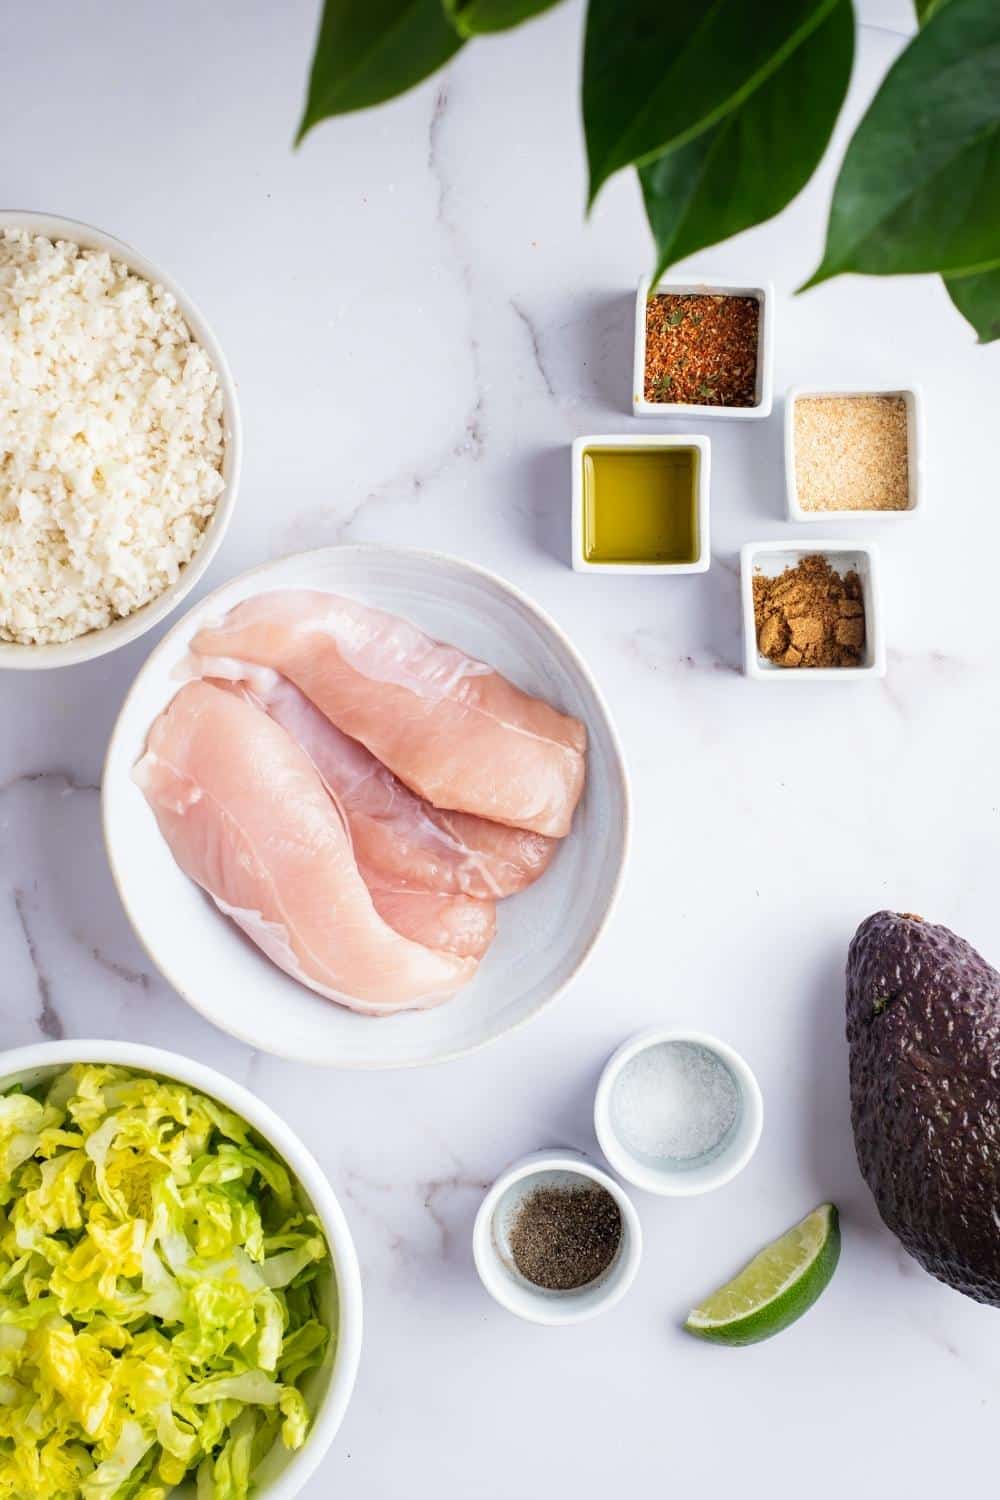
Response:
[[0, 228, 225, 645], [611, 1041, 740, 1162]]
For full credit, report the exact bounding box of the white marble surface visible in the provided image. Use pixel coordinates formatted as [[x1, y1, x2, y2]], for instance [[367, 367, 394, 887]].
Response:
[[3, 2, 1000, 1493]]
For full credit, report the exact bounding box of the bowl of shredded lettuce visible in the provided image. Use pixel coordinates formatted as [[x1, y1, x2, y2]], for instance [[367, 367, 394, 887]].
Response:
[[0, 1041, 362, 1500]]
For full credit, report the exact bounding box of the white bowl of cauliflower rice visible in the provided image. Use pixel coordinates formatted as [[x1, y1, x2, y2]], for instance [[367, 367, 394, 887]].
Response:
[[0, 212, 241, 667]]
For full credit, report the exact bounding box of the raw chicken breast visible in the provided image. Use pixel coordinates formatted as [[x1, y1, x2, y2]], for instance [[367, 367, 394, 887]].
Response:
[[206, 666, 557, 899], [368, 883, 497, 959], [133, 680, 477, 1014], [190, 590, 587, 838], [202, 675, 499, 961]]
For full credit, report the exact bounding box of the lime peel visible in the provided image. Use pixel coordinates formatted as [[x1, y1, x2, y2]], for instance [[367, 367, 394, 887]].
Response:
[[685, 1203, 840, 1345]]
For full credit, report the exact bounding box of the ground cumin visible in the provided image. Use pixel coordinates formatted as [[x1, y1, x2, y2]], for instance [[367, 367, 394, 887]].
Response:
[[752, 554, 866, 669]]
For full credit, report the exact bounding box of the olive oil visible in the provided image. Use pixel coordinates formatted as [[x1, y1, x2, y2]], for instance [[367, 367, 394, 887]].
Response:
[[582, 446, 698, 565]]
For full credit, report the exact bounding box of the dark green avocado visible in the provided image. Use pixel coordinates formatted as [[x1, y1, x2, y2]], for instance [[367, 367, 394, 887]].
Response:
[[847, 910, 1000, 1306]]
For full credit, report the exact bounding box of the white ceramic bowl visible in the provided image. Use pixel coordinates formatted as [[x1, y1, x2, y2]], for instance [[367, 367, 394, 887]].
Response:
[[740, 539, 887, 681], [103, 545, 630, 1068], [0, 210, 242, 669], [570, 433, 711, 575], [633, 275, 774, 419], [0, 1039, 362, 1499], [784, 385, 924, 522], [472, 1149, 642, 1324], [594, 1027, 763, 1196]]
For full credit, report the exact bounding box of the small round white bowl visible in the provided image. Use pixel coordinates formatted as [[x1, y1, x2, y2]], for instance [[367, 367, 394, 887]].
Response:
[[472, 1149, 642, 1324], [103, 544, 630, 1069], [594, 1028, 763, 1196], [0, 1040, 361, 1500], [0, 210, 242, 670]]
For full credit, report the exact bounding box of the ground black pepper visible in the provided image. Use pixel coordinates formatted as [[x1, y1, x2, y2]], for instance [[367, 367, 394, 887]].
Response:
[[508, 1185, 622, 1290]]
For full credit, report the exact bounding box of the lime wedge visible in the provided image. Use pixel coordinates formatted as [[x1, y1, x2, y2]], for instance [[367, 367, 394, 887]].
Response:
[[685, 1204, 840, 1346]]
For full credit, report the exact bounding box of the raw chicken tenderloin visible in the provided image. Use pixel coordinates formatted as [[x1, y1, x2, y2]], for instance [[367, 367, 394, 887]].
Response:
[[133, 681, 477, 1014], [190, 591, 587, 838], [204, 676, 498, 961], [202, 665, 557, 899]]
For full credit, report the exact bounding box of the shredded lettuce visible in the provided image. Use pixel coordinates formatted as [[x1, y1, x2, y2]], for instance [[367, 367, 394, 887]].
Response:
[[0, 1065, 331, 1500]]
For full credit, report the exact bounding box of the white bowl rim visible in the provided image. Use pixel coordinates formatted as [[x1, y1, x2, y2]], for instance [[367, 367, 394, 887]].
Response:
[[0, 209, 243, 670], [102, 542, 632, 1069], [472, 1147, 643, 1325], [594, 1026, 764, 1197], [0, 1038, 362, 1499]]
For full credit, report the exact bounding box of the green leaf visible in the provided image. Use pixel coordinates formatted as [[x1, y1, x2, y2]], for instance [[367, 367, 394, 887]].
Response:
[[582, 0, 839, 206], [639, 0, 853, 282], [805, 0, 1000, 286], [944, 267, 1000, 340], [443, 0, 563, 35], [934, 0, 1000, 354], [297, 0, 463, 142]]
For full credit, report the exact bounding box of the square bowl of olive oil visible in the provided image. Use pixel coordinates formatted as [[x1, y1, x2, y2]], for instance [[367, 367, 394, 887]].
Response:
[[571, 434, 710, 575]]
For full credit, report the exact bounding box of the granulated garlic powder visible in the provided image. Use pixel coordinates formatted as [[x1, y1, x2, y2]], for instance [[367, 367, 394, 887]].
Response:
[[0, 229, 225, 645], [794, 394, 909, 512]]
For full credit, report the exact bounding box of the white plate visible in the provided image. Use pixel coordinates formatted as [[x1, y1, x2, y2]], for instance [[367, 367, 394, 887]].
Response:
[[103, 545, 630, 1068]]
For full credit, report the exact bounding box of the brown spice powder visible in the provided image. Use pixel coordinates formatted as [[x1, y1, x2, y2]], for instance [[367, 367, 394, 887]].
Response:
[[753, 554, 866, 669], [508, 1185, 622, 1291], [643, 293, 759, 407]]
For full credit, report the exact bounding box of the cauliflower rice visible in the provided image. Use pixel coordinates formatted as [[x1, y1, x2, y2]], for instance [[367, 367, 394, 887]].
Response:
[[0, 228, 225, 645]]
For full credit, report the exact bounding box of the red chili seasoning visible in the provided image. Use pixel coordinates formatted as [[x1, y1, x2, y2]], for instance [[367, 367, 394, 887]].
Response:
[[643, 293, 760, 408]]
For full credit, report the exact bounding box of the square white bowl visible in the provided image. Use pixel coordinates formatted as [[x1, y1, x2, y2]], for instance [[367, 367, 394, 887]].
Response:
[[785, 385, 924, 521], [571, 433, 710, 575], [633, 276, 774, 419], [740, 540, 886, 681]]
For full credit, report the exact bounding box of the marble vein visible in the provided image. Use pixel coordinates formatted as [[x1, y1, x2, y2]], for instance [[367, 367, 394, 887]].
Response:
[[624, 629, 738, 677], [0, 769, 98, 797], [12, 887, 63, 1039], [880, 647, 973, 720], [340, 1159, 488, 1263], [426, 80, 486, 463], [510, 299, 556, 399], [310, 78, 487, 550], [78, 939, 150, 991], [421, 1169, 490, 1259], [331, 420, 482, 544], [340, 1166, 407, 1260]]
